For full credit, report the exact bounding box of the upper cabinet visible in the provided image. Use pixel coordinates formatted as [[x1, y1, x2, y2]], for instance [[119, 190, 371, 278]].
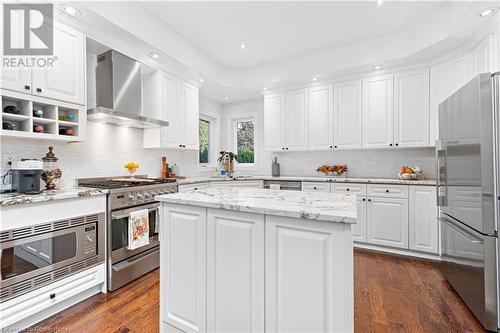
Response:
[[264, 93, 285, 151], [1, 22, 85, 105], [143, 71, 199, 150], [264, 90, 308, 152], [429, 53, 474, 146], [333, 80, 362, 149], [308, 85, 333, 150], [362, 75, 394, 149], [393, 69, 430, 148], [473, 34, 495, 75], [285, 89, 308, 151]]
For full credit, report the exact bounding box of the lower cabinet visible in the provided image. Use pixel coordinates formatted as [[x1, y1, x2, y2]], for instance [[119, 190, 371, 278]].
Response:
[[161, 205, 207, 333], [353, 196, 367, 242], [206, 210, 265, 333], [366, 197, 409, 249], [409, 186, 438, 253], [177, 182, 210, 193], [265, 215, 353, 333], [210, 180, 264, 189]]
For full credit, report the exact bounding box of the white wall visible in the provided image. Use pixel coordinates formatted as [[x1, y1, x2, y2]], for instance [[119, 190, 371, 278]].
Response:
[[221, 99, 436, 179], [1, 96, 222, 189]]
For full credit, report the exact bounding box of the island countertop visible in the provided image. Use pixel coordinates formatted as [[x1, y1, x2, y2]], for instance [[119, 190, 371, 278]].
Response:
[[156, 187, 357, 223], [0, 187, 108, 206]]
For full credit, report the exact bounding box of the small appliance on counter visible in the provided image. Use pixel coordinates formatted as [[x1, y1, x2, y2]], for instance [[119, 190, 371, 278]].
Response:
[[271, 157, 280, 177], [12, 160, 43, 194]]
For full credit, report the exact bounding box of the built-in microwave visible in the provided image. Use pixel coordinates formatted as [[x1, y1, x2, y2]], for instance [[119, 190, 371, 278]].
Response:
[[0, 213, 105, 302]]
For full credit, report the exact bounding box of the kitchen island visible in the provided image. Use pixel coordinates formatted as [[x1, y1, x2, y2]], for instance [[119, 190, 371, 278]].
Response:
[[156, 187, 357, 333]]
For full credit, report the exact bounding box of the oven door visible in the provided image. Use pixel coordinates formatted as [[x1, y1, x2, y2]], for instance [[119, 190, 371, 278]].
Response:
[[110, 203, 160, 264], [1, 225, 86, 288]]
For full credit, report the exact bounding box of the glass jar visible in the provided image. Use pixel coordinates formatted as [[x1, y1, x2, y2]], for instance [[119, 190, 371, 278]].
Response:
[[41, 147, 62, 190]]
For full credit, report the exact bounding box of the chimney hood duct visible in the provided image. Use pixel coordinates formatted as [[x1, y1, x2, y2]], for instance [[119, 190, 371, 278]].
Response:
[[87, 50, 169, 128]]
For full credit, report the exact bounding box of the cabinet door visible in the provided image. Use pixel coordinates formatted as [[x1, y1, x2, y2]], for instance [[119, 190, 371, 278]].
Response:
[[429, 53, 474, 146], [31, 22, 85, 105], [162, 74, 183, 148], [207, 209, 265, 333], [362, 75, 394, 148], [334, 80, 362, 149], [264, 94, 285, 151], [474, 34, 494, 75], [301, 182, 331, 193], [285, 89, 308, 151], [367, 197, 409, 249], [182, 82, 199, 149], [308, 85, 333, 150], [394, 69, 430, 147], [409, 186, 438, 253], [353, 197, 367, 242], [0, 7, 32, 94], [161, 205, 206, 333], [266, 215, 353, 333]]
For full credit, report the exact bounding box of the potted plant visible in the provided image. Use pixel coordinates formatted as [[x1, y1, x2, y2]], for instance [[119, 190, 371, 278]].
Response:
[[217, 151, 239, 177]]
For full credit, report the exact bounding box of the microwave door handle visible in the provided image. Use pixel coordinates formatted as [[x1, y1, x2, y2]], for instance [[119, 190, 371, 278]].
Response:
[[436, 140, 448, 207]]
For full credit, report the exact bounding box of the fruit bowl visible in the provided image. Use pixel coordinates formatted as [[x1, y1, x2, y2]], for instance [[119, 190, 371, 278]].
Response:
[[398, 166, 424, 180]]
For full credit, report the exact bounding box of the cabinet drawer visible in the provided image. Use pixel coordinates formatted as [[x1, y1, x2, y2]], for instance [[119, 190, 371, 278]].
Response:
[[302, 182, 331, 192], [367, 184, 408, 198], [332, 183, 367, 195], [178, 182, 209, 192], [210, 180, 264, 188], [1, 265, 104, 329]]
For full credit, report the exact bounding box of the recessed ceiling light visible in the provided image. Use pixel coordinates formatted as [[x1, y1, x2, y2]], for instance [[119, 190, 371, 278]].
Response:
[[480, 7, 496, 17], [199, 78, 205, 83], [60, 4, 81, 16], [312, 77, 318, 82], [376, 0, 385, 6], [263, 87, 268, 90], [240, 42, 247, 49], [373, 64, 383, 70], [148, 52, 160, 59], [224, 96, 229, 101]]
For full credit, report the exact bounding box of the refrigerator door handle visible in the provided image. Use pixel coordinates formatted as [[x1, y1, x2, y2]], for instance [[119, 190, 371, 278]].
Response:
[[436, 139, 448, 207], [439, 217, 483, 243]]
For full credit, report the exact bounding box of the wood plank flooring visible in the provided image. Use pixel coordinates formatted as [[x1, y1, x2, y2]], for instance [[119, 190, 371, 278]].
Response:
[[30, 249, 485, 333]]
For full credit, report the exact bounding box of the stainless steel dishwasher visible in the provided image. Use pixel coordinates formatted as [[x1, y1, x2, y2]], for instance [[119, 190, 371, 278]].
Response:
[[263, 180, 301, 191]]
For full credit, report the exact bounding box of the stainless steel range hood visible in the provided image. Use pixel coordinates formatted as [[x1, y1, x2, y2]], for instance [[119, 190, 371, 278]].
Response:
[[87, 50, 169, 129]]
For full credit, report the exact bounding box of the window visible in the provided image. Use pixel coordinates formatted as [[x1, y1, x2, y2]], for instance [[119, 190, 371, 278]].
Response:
[[199, 119, 210, 164], [234, 120, 255, 165]]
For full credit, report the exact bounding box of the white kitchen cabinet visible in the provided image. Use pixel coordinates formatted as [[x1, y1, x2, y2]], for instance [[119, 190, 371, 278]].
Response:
[[362, 75, 394, 148], [308, 85, 333, 150], [1, 69, 31, 94], [353, 197, 367, 242], [332, 183, 367, 195], [285, 89, 308, 151], [301, 181, 331, 192], [367, 184, 408, 198], [409, 186, 438, 253], [143, 74, 199, 150], [366, 197, 409, 249], [474, 34, 494, 75], [265, 215, 353, 333], [394, 69, 430, 147], [178, 182, 210, 192], [161, 205, 206, 333], [31, 22, 85, 105], [264, 93, 285, 152], [206, 209, 265, 333], [429, 52, 474, 146], [333, 80, 362, 149], [182, 82, 200, 149]]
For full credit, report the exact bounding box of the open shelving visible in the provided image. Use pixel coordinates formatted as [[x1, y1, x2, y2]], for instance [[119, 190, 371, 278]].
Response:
[[1, 90, 85, 141]]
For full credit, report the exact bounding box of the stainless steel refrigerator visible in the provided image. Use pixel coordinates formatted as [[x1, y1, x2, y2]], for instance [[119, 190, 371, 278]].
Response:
[[437, 72, 499, 331]]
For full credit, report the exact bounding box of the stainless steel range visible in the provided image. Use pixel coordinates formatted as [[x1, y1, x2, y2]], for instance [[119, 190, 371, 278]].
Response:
[[78, 175, 177, 291]]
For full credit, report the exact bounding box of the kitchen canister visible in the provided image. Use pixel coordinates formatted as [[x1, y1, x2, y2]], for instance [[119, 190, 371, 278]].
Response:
[[271, 157, 280, 177]]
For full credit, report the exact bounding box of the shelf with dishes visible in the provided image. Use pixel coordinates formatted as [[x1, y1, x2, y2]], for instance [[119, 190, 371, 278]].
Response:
[[1, 90, 85, 141]]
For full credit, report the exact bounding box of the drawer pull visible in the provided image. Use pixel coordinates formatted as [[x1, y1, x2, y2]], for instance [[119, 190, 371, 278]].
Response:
[[346, 188, 350, 191], [362, 198, 366, 201], [194, 188, 198, 190], [49, 293, 55, 299], [385, 189, 389, 193], [368, 198, 372, 202], [313, 187, 317, 189]]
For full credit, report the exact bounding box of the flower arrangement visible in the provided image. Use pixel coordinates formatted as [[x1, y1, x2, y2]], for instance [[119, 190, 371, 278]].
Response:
[[218, 151, 239, 177], [217, 151, 239, 163], [316, 164, 348, 177]]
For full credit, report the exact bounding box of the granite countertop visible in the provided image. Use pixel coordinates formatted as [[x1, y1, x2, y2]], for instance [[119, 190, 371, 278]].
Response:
[[0, 187, 108, 207], [157, 187, 357, 223], [177, 175, 436, 186]]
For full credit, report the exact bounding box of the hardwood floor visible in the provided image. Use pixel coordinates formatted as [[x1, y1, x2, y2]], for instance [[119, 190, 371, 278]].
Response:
[[30, 249, 485, 333]]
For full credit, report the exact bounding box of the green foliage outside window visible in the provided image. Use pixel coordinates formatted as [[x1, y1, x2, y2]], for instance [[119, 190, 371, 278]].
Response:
[[199, 119, 209, 163]]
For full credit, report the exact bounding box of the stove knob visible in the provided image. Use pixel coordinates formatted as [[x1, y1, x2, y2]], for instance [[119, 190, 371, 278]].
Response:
[[145, 193, 152, 198], [136, 193, 144, 199], [128, 194, 135, 200]]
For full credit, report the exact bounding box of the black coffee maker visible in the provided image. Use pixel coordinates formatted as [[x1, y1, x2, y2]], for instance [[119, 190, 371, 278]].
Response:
[[12, 160, 43, 194]]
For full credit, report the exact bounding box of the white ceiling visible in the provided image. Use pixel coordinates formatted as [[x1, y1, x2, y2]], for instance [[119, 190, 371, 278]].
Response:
[[140, 1, 448, 69]]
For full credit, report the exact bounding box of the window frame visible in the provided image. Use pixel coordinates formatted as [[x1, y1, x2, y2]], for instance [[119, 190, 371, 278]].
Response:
[[232, 116, 256, 169], [198, 112, 219, 170]]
